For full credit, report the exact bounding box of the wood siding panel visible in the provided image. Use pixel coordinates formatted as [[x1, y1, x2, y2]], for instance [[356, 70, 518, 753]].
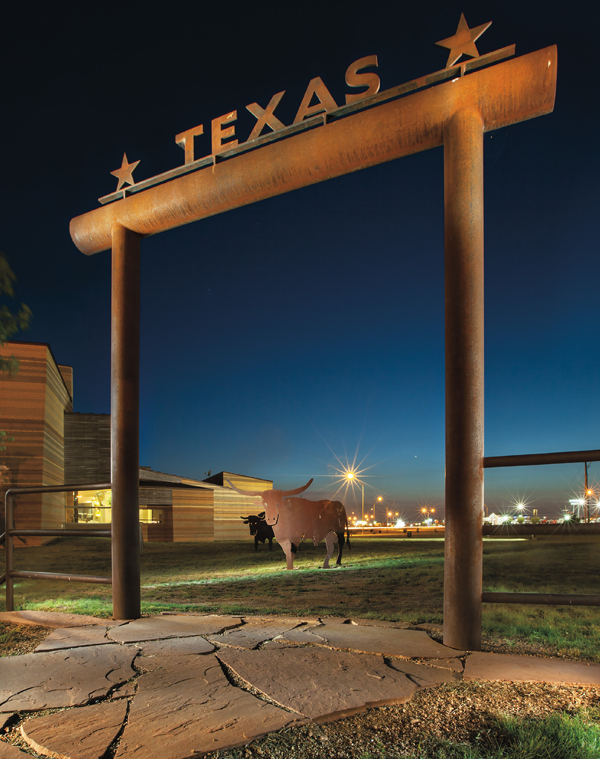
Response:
[[0, 344, 72, 543], [172, 488, 214, 542], [139, 487, 173, 506], [64, 413, 111, 483], [214, 489, 266, 541], [145, 507, 174, 542]]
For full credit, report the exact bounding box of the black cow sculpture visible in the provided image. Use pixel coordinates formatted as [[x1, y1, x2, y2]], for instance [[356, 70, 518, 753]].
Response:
[[231, 479, 350, 570], [240, 512, 275, 551]]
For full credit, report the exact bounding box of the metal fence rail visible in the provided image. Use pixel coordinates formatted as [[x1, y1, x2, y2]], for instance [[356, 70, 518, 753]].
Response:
[[3, 482, 112, 612], [482, 592, 600, 606], [482, 449, 600, 607]]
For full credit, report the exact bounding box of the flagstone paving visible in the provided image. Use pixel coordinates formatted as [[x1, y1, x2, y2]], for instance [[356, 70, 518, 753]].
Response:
[[136, 635, 215, 656], [0, 644, 137, 713], [280, 620, 465, 658], [0, 611, 118, 628], [114, 653, 305, 758], [208, 618, 302, 649], [386, 658, 461, 688], [20, 700, 128, 759], [106, 613, 241, 643], [34, 624, 114, 651], [0, 612, 599, 759], [464, 651, 600, 685], [0, 743, 30, 758], [217, 647, 418, 722]]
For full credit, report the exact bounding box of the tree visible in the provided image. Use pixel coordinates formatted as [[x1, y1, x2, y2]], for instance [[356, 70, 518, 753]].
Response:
[[0, 251, 32, 374]]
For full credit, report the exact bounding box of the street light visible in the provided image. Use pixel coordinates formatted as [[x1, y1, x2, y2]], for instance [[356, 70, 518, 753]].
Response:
[[586, 489, 594, 524], [374, 495, 383, 524], [346, 471, 364, 530]]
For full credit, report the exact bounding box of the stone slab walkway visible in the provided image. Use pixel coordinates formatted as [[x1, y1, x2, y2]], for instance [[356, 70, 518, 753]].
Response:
[[0, 612, 598, 759]]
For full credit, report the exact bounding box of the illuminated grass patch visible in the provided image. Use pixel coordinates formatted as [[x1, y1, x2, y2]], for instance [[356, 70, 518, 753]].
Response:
[[3, 535, 600, 658]]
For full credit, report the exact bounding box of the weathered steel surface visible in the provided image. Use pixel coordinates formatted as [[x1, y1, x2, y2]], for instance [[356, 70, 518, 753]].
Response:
[[227, 478, 349, 570], [70, 46, 556, 255], [4, 483, 112, 496], [96, 47, 516, 207], [111, 225, 141, 620], [3, 483, 112, 611], [483, 593, 600, 607], [10, 570, 112, 584], [483, 449, 600, 468], [12, 529, 112, 537], [443, 107, 484, 652]]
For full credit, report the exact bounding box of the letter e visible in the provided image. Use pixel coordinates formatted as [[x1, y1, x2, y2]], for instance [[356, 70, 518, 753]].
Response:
[[212, 111, 238, 155]]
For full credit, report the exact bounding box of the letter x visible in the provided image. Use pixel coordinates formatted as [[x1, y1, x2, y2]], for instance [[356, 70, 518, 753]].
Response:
[[246, 91, 286, 141]]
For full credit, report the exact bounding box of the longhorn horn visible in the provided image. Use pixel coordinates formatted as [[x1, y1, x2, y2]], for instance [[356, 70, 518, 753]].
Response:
[[282, 478, 313, 497], [226, 479, 264, 498]]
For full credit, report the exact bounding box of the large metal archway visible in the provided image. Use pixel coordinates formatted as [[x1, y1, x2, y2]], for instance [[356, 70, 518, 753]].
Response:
[[70, 43, 557, 650]]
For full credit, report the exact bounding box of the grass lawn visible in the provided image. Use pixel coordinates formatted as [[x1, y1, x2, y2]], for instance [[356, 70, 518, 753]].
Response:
[[2, 534, 599, 660]]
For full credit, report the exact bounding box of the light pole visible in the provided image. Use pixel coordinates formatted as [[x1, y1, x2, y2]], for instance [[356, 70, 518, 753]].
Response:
[[346, 471, 364, 532], [516, 502, 525, 522], [374, 495, 383, 524]]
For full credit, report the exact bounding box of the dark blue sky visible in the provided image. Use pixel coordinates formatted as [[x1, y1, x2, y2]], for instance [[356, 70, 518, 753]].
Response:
[[2, 1, 599, 520]]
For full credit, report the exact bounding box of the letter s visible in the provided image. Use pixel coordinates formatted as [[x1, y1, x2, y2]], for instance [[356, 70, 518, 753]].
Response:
[[345, 55, 380, 105]]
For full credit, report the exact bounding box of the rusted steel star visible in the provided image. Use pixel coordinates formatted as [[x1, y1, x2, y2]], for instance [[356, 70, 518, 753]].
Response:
[[110, 153, 141, 191], [436, 13, 492, 68]]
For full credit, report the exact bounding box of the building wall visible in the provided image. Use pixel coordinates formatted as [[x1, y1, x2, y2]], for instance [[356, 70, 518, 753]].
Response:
[[0, 342, 72, 541], [64, 413, 110, 484], [1, 343, 272, 546], [213, 488, 253, 540], [42, 355, 73, 529], [172, 487, 214, 542], [202, 473, 273, 541], [58, 365, 73, 403]]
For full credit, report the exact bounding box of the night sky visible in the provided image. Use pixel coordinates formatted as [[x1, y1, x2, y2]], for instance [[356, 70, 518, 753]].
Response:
[[2, 1, 599, 521]]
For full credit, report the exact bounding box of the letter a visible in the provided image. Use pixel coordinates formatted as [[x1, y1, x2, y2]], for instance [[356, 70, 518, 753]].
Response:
[[293, 77, 338, 124]]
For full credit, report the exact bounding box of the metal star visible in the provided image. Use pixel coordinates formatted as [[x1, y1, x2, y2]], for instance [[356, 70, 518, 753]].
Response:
[[110, 153, 140, 191], [436, 13, 492, 68]]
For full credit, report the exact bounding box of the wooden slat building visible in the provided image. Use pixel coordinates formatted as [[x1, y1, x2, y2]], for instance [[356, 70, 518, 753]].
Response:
[[0, 342, 73, 544], [1, 341, 272, 544]]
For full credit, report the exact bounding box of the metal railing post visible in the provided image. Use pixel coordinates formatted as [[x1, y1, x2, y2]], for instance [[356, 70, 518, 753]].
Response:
[[111, 225, 141, 620], [2, 483, 113, 612], [5, 492, 14, 611], [444, 107, 485, 652]]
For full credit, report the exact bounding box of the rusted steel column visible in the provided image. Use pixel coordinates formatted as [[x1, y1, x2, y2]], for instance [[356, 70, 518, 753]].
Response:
[[5, 493, 14, 611], [443, 107, 484, 651], [111, 224, 141, 620]]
